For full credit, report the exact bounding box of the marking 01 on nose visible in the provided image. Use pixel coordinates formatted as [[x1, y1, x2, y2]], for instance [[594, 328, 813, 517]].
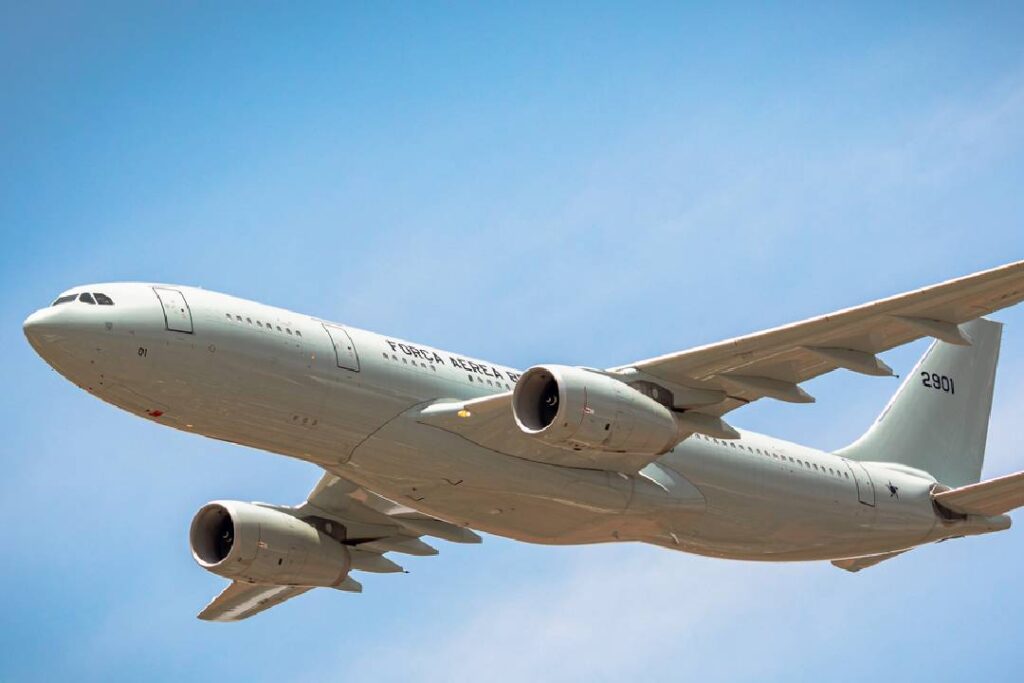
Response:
[[153, 287, 194, 334]]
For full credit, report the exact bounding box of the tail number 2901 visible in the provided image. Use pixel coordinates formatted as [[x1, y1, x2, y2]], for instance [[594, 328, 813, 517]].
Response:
[[921, 372, 954, 394]]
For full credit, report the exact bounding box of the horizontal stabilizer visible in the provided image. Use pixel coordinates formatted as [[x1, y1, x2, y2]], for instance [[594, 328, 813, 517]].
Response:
[[933, 471, 1024, 516], [831, 550, 908, 573]]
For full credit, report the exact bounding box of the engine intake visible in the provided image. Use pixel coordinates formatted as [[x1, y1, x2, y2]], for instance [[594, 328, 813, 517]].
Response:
[[512, 364, 682, 454], [190, 501, 351, 587]]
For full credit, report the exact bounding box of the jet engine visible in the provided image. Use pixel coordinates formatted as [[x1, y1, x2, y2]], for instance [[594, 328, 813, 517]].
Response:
[[512, 364, 682, 454], [189, 501, 351, 587]]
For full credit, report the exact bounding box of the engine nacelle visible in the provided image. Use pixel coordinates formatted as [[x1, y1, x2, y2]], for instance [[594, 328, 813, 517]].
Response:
[[512, 364, 681, 454], [190, 501, 351, 587]]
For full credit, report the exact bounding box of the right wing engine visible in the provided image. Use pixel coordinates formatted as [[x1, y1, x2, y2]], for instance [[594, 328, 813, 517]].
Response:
[[512, 365, 681, 455]]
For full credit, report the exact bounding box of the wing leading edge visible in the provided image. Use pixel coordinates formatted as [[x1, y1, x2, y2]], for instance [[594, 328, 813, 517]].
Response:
[[612, 260, 1024, 421]]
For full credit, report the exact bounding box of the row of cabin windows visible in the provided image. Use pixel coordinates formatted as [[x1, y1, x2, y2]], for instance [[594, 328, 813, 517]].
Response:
[[468, 373, 512, 390], [384, 352, 439, 373], [225, 312, 301, 337], [52, 292, 114, 306], [693, 433, 850, 480], [380, 352, 514, 390]]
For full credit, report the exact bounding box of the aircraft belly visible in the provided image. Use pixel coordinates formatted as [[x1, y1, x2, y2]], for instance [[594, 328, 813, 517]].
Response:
[[340, 415, 694, 544]]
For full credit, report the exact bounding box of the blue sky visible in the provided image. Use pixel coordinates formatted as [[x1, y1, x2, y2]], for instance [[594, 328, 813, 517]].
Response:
[[3, 3, 1024, 681]]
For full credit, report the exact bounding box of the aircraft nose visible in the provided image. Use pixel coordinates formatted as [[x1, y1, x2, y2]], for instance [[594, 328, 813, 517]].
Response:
[[23, 308, 57, 344], [23, 305, 82, 352]]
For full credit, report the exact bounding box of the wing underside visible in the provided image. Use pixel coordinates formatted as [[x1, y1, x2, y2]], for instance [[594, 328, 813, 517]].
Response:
[[199, 582, 313, 622]]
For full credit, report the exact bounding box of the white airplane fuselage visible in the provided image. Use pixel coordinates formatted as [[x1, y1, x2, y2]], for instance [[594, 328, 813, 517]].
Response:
[[24, 283, 1003, 563]]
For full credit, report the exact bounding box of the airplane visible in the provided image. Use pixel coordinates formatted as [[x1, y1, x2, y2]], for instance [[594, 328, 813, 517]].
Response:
[[22, 261, 1024, 621]]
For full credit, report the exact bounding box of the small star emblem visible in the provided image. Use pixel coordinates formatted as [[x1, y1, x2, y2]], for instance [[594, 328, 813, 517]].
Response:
[[887, 481, 899, 498]]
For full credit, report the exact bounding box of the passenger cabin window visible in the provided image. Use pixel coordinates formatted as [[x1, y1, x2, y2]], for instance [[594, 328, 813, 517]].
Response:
[[94, 293, 114, 305], [52, 294, 77, 306], [79, 293, 96, 305]]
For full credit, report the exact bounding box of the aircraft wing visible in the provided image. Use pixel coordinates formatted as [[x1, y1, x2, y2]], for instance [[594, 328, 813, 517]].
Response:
[[197, 472, 481, 621], [199, 582, 313, 622], [418, 261, 1024, 473], [610, 260, 1024, 419]]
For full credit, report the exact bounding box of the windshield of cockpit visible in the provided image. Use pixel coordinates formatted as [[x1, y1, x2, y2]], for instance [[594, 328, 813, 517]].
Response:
[[52, 292, 115, 306]]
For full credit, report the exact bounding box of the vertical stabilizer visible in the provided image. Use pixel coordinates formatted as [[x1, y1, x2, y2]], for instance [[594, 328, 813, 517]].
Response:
[[835, 318, 1002, 487]]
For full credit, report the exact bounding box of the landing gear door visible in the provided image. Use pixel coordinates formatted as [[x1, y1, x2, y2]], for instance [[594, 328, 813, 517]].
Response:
[[845, 460, 876, 507], [153, 287, 193, 333], [323, 323, 360, 372]]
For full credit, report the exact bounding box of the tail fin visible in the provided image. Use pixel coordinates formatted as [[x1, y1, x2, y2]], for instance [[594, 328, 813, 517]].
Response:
[[836, 318, 1002, 487]]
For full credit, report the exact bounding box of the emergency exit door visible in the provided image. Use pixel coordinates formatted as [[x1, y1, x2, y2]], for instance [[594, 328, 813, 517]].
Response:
[[845, 460, 876, 507], [322, 323, 360, 371], [153, 287, 193, 333]]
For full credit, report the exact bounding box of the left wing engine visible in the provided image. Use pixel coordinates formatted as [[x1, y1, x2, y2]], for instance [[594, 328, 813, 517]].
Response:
[[190, 501, 353, 588], [190, 475, 481, 621]]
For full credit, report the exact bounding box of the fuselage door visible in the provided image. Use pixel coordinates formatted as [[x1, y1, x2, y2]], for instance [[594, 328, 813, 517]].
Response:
[[153, 287, 193, 333], [322, 323, 360, 372], [845, 460, 876, 507]]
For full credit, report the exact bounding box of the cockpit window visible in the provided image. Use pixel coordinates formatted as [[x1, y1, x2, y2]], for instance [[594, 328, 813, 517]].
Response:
[[52, 294, 77, 306], [94, 293, 114, 305], [79, 293, 96, 305]]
